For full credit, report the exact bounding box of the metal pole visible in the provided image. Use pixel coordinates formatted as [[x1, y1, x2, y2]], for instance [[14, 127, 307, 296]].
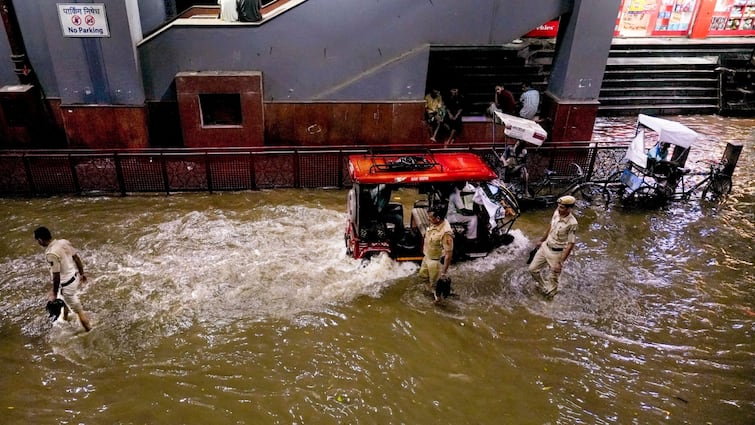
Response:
[[0, 0, 39, 86]]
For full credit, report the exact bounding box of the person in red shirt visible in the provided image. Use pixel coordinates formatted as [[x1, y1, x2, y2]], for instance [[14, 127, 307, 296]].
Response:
[[487, 84, 516, 118]]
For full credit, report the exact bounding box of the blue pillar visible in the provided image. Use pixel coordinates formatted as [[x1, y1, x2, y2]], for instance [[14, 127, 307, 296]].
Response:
[[542, 0, 622, 142]]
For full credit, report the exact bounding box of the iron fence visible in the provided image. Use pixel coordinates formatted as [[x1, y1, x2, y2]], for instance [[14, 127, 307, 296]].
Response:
[[0, 144, 629, 196]]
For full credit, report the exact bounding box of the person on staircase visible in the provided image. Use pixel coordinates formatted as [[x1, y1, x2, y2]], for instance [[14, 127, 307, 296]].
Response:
[[443, 86, 465, 145], [518, 81, 540, 120], [487, 84, 517, 119], [424, 88, 445, 142]]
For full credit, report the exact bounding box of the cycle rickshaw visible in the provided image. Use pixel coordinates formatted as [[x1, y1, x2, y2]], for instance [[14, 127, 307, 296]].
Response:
[[490, 111, 587, 208], [601, 114, 736, 208]]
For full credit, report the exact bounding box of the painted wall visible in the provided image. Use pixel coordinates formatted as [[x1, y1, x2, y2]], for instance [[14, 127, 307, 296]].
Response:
[[0, 22, 16, 85], [138, 0, 169, 35], [10, 0, 144, 105], [138, 0, 570, 102], [3, 0, 571, 106], [5, 2, 59, 95]]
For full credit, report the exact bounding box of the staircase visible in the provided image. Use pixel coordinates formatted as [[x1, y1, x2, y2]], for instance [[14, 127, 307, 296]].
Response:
[[717, 49, 755, 117], [593, 42, 749, 116], [426, 45, 547, 116], [427, 41, 755, 117], [598, 55, 720, 116]]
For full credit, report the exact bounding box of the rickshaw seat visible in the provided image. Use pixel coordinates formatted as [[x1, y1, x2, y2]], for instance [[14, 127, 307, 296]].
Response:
[[620, 169, 643, 191], [382, 202, 404, 232], [648, 159, 680, 179]]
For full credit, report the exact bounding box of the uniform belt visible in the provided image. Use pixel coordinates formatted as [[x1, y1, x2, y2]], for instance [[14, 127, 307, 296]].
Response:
[[429, 257, 441, 261], [61, 273, 77, 287], [547, 245, 564, 252]]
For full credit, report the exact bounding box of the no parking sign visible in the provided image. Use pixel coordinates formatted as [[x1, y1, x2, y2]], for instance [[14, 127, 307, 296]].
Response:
[[57, 3, 110, 37]]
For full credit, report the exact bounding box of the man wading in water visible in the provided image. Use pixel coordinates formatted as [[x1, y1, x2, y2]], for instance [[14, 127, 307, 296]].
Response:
[[528, 196, 578, 298], [418, 206, 454, 303], [34, 226, 92, 332]]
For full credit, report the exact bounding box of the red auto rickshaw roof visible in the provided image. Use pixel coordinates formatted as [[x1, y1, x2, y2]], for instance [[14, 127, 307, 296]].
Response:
[[348, 152, 497, 184]]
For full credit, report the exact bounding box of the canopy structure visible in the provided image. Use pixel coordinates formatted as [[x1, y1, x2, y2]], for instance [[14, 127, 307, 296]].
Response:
[[493, 112, 547, 146], [637, 114, 699, 148], [624, 129, 648, 168], [348, 152, 497, 184]]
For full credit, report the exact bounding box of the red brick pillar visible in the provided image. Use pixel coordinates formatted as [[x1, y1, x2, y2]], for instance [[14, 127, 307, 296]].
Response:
[[540, 91, 599, 144]]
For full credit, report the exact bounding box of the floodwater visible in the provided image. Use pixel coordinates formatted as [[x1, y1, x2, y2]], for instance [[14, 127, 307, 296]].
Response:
[[1, 116, 753, 425]]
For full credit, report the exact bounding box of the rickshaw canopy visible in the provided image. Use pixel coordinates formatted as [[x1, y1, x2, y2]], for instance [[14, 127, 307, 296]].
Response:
[[638, 114, 699, 149], [348, 152, 497, 185], [493, 111, 547, 146], [624, 129, 649, 169]]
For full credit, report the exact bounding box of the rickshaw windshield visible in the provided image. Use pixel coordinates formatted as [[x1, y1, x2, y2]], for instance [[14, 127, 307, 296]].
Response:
[[357, 184, 393, 224]]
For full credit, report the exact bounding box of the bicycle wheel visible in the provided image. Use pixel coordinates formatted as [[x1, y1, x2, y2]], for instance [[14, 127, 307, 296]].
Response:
[[623, 185, 667, 208], [570, 182, 609, 207], [601, 171, 624, 206], [701, 176, 733, 201]]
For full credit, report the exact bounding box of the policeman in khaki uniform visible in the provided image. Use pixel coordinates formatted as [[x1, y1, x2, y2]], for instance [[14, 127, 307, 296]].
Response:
[[528, 195, 578, 298], [418, 205, 454, 302]]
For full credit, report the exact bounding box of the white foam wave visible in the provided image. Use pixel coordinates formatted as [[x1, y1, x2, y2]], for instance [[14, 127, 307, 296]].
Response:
[[95, 205, 417, 329]]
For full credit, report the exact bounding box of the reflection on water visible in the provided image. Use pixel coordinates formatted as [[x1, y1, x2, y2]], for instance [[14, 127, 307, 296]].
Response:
[[0, 116, 753, 424]]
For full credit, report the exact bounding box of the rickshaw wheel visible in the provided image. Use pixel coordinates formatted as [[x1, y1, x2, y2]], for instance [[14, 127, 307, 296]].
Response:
[[601, 171, 624, 206], [623, 186, 666, 208], [702, 176, 732, 201], [344, 233, 353, 256], [570, 182, 610, 207]]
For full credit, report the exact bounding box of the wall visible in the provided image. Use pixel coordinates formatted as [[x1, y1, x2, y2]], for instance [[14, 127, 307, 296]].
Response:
[[138, 0, 169, 35], [12, 0, 144, 105], [137, 0, 569, 102], [0, 22, 16, 85], [264, 101, 426, 146], [2, 0, 588, 148]]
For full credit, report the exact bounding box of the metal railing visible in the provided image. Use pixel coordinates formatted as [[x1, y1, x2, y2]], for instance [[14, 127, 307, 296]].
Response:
[[0, 144, 629, 196]]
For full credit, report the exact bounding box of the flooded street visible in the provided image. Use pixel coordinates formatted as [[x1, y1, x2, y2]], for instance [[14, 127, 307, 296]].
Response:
[[1, 115, 753, 424]]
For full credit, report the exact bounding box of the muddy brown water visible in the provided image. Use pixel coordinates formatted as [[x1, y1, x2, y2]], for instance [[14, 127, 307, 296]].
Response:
[[1, 116, 753, 424]]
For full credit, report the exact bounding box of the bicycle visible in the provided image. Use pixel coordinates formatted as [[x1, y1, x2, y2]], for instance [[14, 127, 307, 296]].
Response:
[[491, 147, 595, 207], [527, 162, 587, 206], [676, 159, 733, 202]]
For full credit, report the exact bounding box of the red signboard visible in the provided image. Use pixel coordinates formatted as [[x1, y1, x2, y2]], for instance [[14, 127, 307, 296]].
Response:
[[707, 0, 755, 36], [526, 0, 755, 39], [525, 20, 560, 38]]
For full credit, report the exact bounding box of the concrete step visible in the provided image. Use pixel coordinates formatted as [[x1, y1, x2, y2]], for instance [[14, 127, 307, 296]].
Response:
[[599, 96, 718, 106], [532, 55, 721, 68], [608, 55, 720, 66], [604, 68, 717, 76], [601, 78, 717, 88], [600, 87, 718, 97], [598, 103, 718, 116]]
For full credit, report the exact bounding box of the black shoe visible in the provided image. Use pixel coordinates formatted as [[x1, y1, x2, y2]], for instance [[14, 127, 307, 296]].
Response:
[[526, 247, 538, 264]]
